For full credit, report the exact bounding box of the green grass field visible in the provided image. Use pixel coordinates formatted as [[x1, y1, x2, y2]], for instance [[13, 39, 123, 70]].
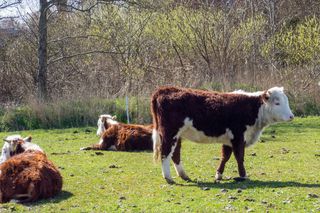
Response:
[[0, 117, 319, 212]]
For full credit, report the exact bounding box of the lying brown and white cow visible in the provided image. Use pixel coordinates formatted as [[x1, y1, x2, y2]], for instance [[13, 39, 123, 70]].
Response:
[[151, 86, 294, 184], [81, 114, 153, 151], [0, 135, 62, 203]]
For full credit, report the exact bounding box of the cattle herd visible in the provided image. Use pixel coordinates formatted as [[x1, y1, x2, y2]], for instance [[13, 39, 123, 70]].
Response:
[[0, 86, 294, 203]]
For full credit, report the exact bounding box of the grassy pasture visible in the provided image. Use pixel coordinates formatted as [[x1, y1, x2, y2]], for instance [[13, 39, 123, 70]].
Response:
[[0, 117, 319, 212]]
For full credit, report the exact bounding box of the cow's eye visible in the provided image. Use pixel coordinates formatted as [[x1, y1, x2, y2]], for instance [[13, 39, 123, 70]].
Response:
[[275, 102, 280, 106]]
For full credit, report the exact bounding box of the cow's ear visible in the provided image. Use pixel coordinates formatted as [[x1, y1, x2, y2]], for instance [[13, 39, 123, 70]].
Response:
[[112, 115, 117, 120], [23, 136, 32, 142], [262, 91, 270, 103]]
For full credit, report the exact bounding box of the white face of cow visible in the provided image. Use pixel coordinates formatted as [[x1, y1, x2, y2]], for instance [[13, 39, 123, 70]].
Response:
[[0, 135, 33, 164], [263, 87, 294, 123], [96, 114, 118, 136]]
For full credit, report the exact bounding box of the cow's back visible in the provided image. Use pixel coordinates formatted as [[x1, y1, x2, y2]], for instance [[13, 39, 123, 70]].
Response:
[[0, 151, 62, 203], [118, 124, 153, 151]]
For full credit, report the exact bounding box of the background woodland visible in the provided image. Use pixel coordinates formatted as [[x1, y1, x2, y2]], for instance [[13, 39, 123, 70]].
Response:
[[0, 0, 320, 129]]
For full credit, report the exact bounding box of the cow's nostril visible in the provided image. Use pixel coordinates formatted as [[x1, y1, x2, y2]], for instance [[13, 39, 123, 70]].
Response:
[[290, 115, 294, 120]]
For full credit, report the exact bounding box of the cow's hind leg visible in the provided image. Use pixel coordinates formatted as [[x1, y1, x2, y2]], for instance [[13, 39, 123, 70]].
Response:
[[232, 138, 248, 182], [215, 145, 233, 180], [172, 139, 190, 181], [161, 135, 178, 184]]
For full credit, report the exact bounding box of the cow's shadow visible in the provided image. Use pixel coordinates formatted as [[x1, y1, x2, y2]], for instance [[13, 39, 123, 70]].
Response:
[[13, 190, 73, 206], [178, 179, 320, 189]]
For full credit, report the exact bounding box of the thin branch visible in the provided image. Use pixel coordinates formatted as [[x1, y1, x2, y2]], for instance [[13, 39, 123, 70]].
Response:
[[0, 16, 19, 20], [48, 50, 124, 66], [0, 0, 21, 9], [48, 34, 111, 43]]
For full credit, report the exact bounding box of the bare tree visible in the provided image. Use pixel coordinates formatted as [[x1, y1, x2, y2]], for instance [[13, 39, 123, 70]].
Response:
[[36, 0, 139, 101], [0, 0, 22, 20]]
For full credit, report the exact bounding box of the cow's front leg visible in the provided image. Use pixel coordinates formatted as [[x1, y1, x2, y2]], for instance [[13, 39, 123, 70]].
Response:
[[172, 139, 190, 181], [232, 137, 248, 181], [215, 145, 233, 180]]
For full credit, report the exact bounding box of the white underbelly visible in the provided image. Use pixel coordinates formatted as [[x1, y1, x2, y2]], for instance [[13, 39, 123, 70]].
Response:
[[176, 118, 233, 147]]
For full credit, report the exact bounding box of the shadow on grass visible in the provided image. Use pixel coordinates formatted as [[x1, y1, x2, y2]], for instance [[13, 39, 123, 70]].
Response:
[[179, 179, 320, 189], [80, 149, 153, 154], [20, 190, 73, 206]]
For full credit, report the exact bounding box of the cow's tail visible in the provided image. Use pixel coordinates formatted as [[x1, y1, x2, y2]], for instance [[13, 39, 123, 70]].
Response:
[[152, 129, 161, 162], [151, 95, 161, 162]]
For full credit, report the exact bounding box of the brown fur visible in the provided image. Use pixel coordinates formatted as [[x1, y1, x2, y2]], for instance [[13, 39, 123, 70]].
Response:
[[0, 150, 62, 203], [85, 123, 153, 151], [151, 86, 266, 180]]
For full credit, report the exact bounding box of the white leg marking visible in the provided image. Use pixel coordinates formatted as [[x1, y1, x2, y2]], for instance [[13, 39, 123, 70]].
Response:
[[215, 171, 223, 180], [161, 143, 177, 181], [98, 138, 104, 145], [174, 162, 189, 180], [162, 157, 171, 179]]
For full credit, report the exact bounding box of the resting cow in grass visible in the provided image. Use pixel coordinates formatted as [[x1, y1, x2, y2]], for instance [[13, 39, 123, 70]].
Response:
[[0, 135, 62, 203], [151, 86, 294, 184], [81, 114, 153, 151]]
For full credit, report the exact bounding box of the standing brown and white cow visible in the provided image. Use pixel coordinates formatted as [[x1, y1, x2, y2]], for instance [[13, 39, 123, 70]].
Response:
[[151, 86, 294, 184]]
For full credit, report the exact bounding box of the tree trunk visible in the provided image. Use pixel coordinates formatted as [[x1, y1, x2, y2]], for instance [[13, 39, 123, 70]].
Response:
[[37, 0, 48, 101]]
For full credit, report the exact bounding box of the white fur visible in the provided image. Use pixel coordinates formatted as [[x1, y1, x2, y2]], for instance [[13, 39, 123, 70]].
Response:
[[1, 135, 24, 164], [173, 162, 188, 179], [241, 87, 294, 147], [152, 129, 161, 160], [0, 135, 42, 164], [98, 138, 104, 145], [162, 143, 177, 181], [152, 129, 159, 151], [175, 117, 233, 147], [263, 87, 294, 122], [5, 135, 23, 141], [231, 90, 263, 96], [21, 143, 42, 153], [0, 142, 11, 164], [244, 124, 263, 147], [96, 114, 118, 136], [234, 87, 294, 124], [215, 171, 223, 180]]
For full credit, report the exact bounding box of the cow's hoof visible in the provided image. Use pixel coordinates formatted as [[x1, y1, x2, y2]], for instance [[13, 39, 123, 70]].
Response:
[[181, 176, 192, 182], [233, 176, 249, 182], [80, 147, 90, 151], [215, 171, 223, 180], [165, 178, 175, 185]]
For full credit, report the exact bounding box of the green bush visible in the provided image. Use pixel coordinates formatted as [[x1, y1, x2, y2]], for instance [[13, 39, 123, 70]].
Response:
[[0, 97, 151, 131], [292, 99, 320, 117], [262, 16, 320, 65], [1, 106, 41, 131]]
